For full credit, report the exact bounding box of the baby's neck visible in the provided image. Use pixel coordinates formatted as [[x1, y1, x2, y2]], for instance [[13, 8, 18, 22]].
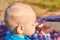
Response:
[[15, 33, 24, 38], [12, 32, 24, 38]]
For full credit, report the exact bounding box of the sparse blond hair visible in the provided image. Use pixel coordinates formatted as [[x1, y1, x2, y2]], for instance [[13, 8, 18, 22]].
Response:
[[4, 3, 36, 30]]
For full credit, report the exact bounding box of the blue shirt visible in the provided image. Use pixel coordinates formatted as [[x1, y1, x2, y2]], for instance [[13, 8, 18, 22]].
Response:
[[5, 32, 31, 40]]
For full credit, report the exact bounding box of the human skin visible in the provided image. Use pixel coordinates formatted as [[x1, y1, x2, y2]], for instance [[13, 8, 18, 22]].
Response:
[[38, 22, 60, 34], [4, 3, 36, 37]]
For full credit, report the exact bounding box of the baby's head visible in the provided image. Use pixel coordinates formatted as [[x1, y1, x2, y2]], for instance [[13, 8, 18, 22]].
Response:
[[4, 3, 36, 36]]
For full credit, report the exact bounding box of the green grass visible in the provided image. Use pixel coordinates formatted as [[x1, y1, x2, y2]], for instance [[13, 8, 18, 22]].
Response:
[[5, 0, 60, 9], [31, 0, 60, 9]]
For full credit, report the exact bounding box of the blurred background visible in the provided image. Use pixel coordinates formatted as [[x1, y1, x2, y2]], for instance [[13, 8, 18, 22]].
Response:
[[0, 0, 60, 40], [0, 0, 60, 20]]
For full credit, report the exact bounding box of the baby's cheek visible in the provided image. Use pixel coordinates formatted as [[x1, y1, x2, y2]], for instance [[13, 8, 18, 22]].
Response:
[[23, 24, 35, 35], [29, 28, 35, 35], [28, 27, 35, 35], [31, 26, 35, 33]]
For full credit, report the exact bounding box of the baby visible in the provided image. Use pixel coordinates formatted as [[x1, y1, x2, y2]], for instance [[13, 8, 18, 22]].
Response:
[[4, 3, 36, 40]]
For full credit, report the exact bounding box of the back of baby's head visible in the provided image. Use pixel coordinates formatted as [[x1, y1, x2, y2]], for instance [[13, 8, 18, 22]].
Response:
[[4, 3, 36, 30]]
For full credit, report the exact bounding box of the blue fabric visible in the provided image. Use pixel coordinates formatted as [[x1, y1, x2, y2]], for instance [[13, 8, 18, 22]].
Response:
[[5, 32, 30, 40]]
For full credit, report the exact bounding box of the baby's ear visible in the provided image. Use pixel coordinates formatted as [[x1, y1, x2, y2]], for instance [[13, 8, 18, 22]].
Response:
[[17, 25, 24, 34]]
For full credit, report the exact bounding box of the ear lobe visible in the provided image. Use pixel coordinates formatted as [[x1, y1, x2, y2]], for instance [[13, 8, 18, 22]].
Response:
[[17, 26, 24, 34]]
